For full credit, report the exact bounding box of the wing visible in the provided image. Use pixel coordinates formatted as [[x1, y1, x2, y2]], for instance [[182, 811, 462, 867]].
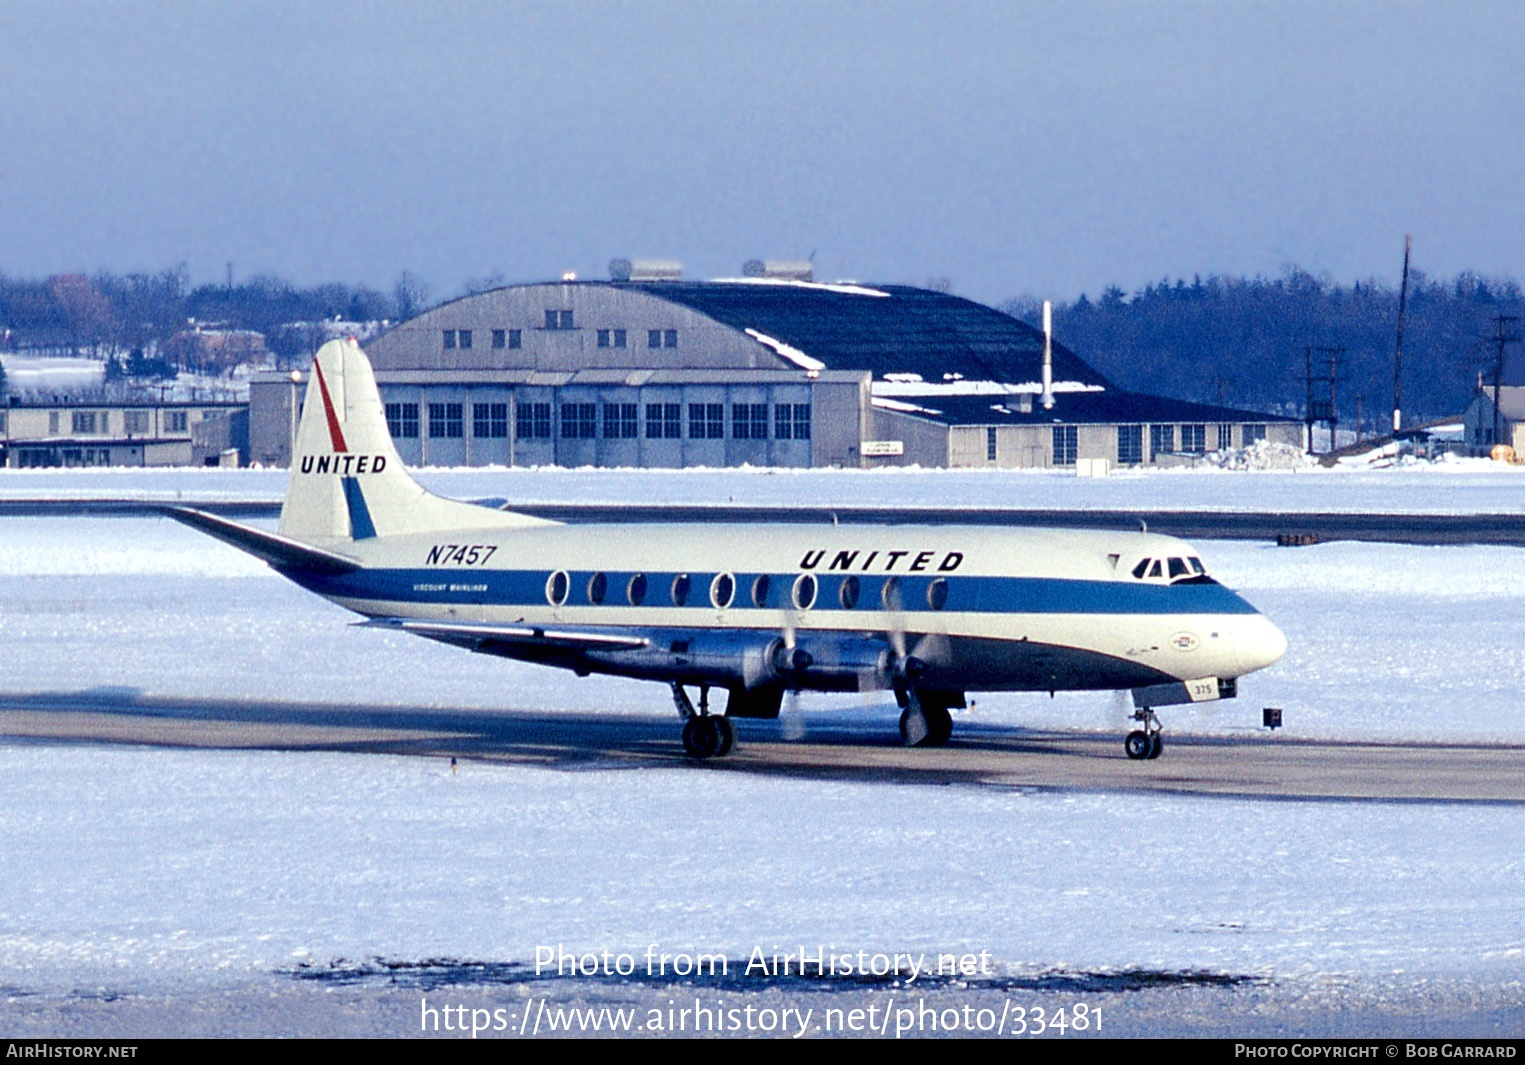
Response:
[[358, 617, 650, 652]]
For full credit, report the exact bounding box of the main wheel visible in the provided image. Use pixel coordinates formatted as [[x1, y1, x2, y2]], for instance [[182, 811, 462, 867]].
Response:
[[682, 717, 721, 758], [714, 716, 736, 757], [923, 705, 953, 747], [1124, 730, 1151, 760], [1146, 732, 1163, 759], [899, 709, 928, 746]]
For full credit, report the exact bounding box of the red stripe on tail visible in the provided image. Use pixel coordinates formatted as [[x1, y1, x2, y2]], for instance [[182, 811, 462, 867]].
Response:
[[312, 357, 349, 453]]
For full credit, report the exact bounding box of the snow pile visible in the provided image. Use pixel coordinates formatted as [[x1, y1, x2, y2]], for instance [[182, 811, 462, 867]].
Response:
[[1202, 440, 1314, 471]]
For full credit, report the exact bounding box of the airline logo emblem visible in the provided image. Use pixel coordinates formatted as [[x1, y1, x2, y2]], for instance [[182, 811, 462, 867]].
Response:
[[298, 356, 387, 475]]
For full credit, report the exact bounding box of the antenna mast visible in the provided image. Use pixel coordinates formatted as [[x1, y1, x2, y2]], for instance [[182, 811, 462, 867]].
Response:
[[1392, 235, 1411, 434]]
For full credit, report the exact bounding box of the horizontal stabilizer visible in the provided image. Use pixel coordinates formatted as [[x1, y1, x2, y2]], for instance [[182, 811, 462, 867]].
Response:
[[360, 617, 649, 651], [165, 507, 361, 574]]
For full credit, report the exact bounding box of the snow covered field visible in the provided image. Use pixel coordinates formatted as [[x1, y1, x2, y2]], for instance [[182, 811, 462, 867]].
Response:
[[2, 474, 1524, 1033], [0, 459, 1523, 514]]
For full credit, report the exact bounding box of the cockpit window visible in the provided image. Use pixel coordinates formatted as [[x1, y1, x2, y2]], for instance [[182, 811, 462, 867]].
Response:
[[1187, 557, 1205, 575], [1147, 560, 1163, 579], [1131, 559, 1150, 579], [1168, 557, 1189, 579]]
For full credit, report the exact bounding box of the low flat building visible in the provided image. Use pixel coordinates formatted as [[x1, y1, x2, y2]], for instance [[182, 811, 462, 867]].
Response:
[[0, 399, 246, 467], [248, 269, 1301, 469]]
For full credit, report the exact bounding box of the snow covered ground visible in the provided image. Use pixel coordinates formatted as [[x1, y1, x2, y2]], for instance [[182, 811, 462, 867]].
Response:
[[0, 460, 1523, 514], [2, 488, 1524, 1032]]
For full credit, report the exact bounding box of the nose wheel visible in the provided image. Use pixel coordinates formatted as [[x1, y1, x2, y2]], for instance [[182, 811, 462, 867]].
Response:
[[1125, 708, 1163, 760]]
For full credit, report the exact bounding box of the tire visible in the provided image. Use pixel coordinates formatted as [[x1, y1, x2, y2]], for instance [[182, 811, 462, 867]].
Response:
[[1124, 730, 1151, 760], [682, 717, 720, 758], [923, 705, 953, 747], [714, 717, 735, 757], [899, 709, 928, 746], [1146, 732, 1164, 760]]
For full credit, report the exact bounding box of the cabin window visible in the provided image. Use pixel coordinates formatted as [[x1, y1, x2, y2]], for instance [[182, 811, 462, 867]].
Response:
[[751, 574, 772, 608], [711, 573, 735, 609], [627, 573, 647, 606], [881, 576, 903, 611], [1132, 559, 1150, 579], [546, 571, 569, 606], [927, 578, 949, 611], [838, 575, 860, 610], [792, 573, 817, 610], [670, 573, 691, 606], [587, 572, 607, 604]]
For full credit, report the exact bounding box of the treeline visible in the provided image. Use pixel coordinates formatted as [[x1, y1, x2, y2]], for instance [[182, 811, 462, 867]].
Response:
[[1004, 269, 1523, 426], [0, 268, 433, 371]]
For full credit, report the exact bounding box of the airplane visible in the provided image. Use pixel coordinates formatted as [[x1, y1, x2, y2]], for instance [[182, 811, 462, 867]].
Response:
[[169, 338, 1287, 761]]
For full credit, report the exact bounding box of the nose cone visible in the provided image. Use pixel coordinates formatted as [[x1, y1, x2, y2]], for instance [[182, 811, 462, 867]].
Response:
[[1235, 615, 1288, 676]]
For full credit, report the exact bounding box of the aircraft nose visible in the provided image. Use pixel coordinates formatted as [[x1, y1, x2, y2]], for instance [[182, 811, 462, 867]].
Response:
[[1235, 615, 1288, 675]]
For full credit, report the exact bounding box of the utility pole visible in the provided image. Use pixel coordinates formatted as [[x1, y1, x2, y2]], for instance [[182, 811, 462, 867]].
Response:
[[1393, 235, 1411, 435], [1305, 344, 1315, 453], [1491, 314, 1520, 449]]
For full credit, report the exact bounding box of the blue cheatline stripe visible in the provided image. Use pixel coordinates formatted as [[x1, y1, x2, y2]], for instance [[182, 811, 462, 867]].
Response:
[[297, 567, 1261, 616], [341, 477, 377, 540]]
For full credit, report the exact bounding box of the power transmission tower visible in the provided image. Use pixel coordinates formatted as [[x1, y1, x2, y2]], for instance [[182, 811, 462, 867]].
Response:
[[1491, 314, 1520, 448]]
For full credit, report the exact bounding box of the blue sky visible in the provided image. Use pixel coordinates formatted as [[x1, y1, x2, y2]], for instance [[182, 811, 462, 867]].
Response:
[[2, 1, 1521, 304]]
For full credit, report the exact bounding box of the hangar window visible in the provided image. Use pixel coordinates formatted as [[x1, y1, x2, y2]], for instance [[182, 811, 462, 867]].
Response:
[[646, 403, 682, 439], [561, 403, 597, 439], [987, 427, 998, 462], [648, 329, 662, 349], [627, 573, 647, 606], [1117, 425, 1143, 465], [517, 402, 552, 439], [443, 329, 457, 349], [1244, 423, 1267, 444], [732, 403, 769, 440], [165, 411, 188, 433], [650, 329, 677, 348], [671, 573, 691, 606], [1150, 424, 1174, 460], [596, 329, 628, 349], [545, 310, 575, 330], [838, 575, 860, 610], [689, 403, 724, 439], [429, 402, 464, 438], [792, 573, 817, 610], [123, 410, 149, 436], [587, 572, 607, 605], [711, 573, 735, 609], [603, 403, 638, 439], [473, 402, 509, 438], [458, 330, 473, 349], [927, 578, 949, 611], [386, 402, 420, 439], [72, 412, 97, 434], [775, 403, 812, 440], [1181, 424, 1206, 454], [751, 574, 772, 608], [665, 329, 677, 348], [1215, 423, 1233, 450], [1052, 425, 1077, 466], [546, 570, 570, 606]]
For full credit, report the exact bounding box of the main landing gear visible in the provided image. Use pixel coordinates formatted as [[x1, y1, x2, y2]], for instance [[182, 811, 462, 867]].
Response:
[[897, 689, 954, 748], [672, 683, 735, 760], [1125, 707, 1163, 760]]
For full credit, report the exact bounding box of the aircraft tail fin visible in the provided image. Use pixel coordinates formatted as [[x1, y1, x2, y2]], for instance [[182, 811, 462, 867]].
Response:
[[278, 338, 555, 543]]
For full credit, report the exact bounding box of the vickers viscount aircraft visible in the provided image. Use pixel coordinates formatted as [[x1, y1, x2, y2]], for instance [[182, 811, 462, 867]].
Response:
[[170, 339, 1287, 760]]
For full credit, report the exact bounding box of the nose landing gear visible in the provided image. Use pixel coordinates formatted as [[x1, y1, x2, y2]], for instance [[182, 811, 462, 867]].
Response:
[[1125, 708, 1163, 760]]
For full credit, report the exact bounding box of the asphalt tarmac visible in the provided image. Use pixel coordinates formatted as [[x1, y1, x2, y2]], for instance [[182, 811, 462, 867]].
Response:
[[4, 690, 1522, 804]]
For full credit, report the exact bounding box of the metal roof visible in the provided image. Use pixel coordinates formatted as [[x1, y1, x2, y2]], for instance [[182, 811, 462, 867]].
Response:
[[876, 389, 1301, 427], [620, 281, 1114, 389]]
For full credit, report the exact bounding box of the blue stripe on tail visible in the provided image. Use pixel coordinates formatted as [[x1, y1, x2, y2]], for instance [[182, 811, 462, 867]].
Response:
[[341, 476, 377, 540]]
